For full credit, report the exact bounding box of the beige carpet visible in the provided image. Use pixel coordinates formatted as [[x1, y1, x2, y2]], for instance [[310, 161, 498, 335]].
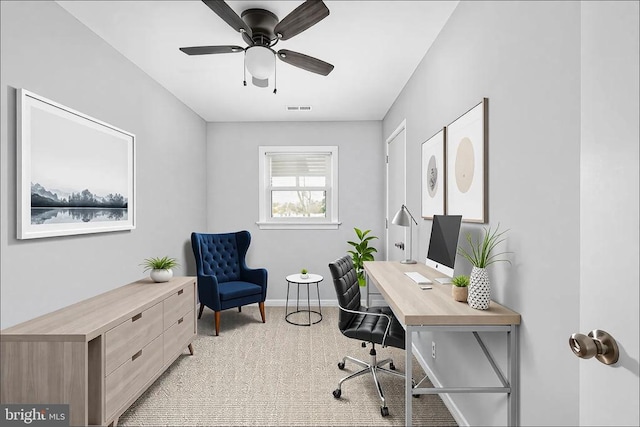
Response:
[[119, 306, 457, 426]]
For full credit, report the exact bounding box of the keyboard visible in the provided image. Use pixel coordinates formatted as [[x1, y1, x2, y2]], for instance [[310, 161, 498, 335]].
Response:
[[404, 272, 432, 284]]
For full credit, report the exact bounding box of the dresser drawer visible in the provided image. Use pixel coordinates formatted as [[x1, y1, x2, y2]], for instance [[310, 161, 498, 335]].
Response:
[[105, 302, 163, 376], [163, 284, 194, 330], [164, 310, 195, 365], [105, 334, 163, 420]]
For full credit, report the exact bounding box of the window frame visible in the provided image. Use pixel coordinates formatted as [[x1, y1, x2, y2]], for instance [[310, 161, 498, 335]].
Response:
[[257, 145, 340, 230]]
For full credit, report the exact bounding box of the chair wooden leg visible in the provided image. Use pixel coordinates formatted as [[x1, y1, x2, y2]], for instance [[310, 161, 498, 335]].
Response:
[[238, 306, 242, 313], [214, 311, 220, 336], [259, 301, 266, 323], [198, 304, 205, 319]]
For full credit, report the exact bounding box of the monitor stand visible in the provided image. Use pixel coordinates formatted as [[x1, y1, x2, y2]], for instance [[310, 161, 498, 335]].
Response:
[[433, 277, 453, 285]]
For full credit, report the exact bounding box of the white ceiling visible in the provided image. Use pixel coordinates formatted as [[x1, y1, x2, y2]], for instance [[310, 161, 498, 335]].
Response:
[[57, 1, 458, 122]]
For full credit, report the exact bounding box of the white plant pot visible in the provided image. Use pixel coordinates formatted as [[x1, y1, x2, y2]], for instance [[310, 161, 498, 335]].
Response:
[[468, 266, 491, 310], [300, 273, 309, 279], [150, 269, 173, 283]]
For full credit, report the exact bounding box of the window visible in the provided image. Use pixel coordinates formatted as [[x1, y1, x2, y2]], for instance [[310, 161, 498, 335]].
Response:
[[258, 146, 339, 229]]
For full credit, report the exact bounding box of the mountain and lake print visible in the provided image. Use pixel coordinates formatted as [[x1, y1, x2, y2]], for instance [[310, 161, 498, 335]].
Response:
[[30, 182, 128, 225]]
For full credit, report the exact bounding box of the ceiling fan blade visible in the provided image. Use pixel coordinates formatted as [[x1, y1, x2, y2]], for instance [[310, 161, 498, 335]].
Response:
[[179, 45, 244, 55], [277, 49, 334, 76], [252, 77, 269, 88], [202, 0, 252, 38], [274, 0, 330, 40]]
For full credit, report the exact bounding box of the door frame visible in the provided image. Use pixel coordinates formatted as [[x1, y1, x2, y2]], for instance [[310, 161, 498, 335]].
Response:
[[385, 119, 407, 261]]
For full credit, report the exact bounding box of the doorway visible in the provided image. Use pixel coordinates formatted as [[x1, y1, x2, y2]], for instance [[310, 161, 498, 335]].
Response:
[[386, 121, 406, 262]]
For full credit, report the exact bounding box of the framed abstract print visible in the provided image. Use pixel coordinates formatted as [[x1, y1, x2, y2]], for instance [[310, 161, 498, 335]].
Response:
[[446, 98, 488, 223], [421, 127, 446, 219]]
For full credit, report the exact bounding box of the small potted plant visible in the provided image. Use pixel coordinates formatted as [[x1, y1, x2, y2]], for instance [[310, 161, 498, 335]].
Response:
[[451, 275, 469, 302], [300, 268, 309, 279], [141, 256, 179, 283], [457, 224, 511, 310], [347, 227, 378, 286]]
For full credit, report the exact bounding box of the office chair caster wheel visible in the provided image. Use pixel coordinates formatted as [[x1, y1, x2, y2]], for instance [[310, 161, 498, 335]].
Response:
[[380, 406, 389, 417], [337, 362, 345, 370], [411, 379, 421, 398], [333, 389, 342, 399], [389, 362, 396, 370]]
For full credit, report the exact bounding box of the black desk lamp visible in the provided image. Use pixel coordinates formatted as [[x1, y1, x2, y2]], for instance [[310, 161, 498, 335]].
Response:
[[391, 204, 418, 264]]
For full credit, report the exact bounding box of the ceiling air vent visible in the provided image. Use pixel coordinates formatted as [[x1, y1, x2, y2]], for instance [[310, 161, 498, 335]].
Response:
[[286, 106, 312, 111]]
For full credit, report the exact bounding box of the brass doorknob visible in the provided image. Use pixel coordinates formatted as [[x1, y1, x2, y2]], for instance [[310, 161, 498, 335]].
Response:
[[569, 329, 619, 365]]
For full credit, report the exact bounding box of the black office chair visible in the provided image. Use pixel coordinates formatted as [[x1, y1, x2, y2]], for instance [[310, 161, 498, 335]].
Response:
[[328, 256, 411, 417]]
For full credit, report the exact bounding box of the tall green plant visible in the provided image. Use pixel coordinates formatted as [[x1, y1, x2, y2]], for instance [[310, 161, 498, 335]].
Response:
[[457, 224, 511, 268], [347, 228, 378, 286]]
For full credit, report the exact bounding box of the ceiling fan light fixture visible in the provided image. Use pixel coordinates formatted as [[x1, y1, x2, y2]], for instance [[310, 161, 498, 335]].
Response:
[[245, 46, 275, 80]]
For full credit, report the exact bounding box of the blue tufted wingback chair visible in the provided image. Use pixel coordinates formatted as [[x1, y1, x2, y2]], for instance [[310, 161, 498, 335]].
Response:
[[191, 231, 267, 335]]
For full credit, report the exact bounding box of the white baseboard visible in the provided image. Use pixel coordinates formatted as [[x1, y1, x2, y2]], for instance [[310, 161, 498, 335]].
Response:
[[412, 343, 469, 427]]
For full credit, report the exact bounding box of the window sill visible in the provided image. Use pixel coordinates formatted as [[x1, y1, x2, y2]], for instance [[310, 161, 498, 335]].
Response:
[[256, 221, 341, 230]]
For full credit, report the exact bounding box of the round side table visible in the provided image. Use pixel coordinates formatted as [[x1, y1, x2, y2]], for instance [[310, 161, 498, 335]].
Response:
[[285, 273, 323, 326]]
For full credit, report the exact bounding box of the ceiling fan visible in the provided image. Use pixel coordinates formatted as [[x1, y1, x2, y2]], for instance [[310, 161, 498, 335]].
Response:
[[180, 0, 335, 92]]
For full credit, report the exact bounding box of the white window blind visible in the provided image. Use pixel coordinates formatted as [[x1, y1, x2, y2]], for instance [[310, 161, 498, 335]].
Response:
[[268, 153, 330, 189]]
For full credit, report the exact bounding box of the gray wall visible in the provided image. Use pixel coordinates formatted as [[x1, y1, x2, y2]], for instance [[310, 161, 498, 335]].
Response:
[[383, 1, 583, 425], [0, 1, 207, 328], [206, 121, 384, 303], [580, 2, 639, 425]]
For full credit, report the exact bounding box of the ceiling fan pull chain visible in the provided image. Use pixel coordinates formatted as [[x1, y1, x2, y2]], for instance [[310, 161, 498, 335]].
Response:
[[273, 58, 277, 94], [243, 50, 247, 86]]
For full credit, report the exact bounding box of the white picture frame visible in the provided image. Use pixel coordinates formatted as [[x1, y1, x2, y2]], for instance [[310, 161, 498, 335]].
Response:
[[446, 98, 488, 223], [421, 127, 446, 219], [17, 89, 136, 239]]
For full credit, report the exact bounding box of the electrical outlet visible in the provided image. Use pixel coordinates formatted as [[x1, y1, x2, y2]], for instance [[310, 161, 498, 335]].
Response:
[[432, 341, 436, 359]]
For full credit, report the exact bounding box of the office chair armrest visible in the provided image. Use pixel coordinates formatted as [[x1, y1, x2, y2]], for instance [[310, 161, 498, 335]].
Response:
[[337, 305, 393, 348]]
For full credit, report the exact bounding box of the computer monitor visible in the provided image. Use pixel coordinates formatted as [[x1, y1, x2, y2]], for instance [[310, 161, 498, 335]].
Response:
[[425, 215, 462, 283]]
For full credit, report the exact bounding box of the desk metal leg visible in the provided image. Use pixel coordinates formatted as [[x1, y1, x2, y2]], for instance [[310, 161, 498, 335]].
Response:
[[508, 324, 519, 426], [405, 326, 413, 426]]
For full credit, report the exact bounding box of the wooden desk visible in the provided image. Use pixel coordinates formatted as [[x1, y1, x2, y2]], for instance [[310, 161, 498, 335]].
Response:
[[364, 261, 521, 426]]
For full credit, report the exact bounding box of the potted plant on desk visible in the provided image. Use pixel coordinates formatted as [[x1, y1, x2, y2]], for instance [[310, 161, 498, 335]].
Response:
[[347, 227, 378, 286], [451, 275, 469, 302], [300, 268, 309, 279], [457, 224, 511, 310]]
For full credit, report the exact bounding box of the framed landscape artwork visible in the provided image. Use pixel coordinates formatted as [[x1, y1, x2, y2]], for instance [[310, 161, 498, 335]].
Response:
[[17, 89, 136, 239], [446, 98, 488, 223], [421, 127, 446, 219]]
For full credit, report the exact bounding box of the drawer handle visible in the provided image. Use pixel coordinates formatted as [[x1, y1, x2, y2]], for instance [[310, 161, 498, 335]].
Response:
[[132, 313, 142, 322], [132, 349, 142, 361], [178, 289, 184, 296], [178, 317, 184, 324]]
